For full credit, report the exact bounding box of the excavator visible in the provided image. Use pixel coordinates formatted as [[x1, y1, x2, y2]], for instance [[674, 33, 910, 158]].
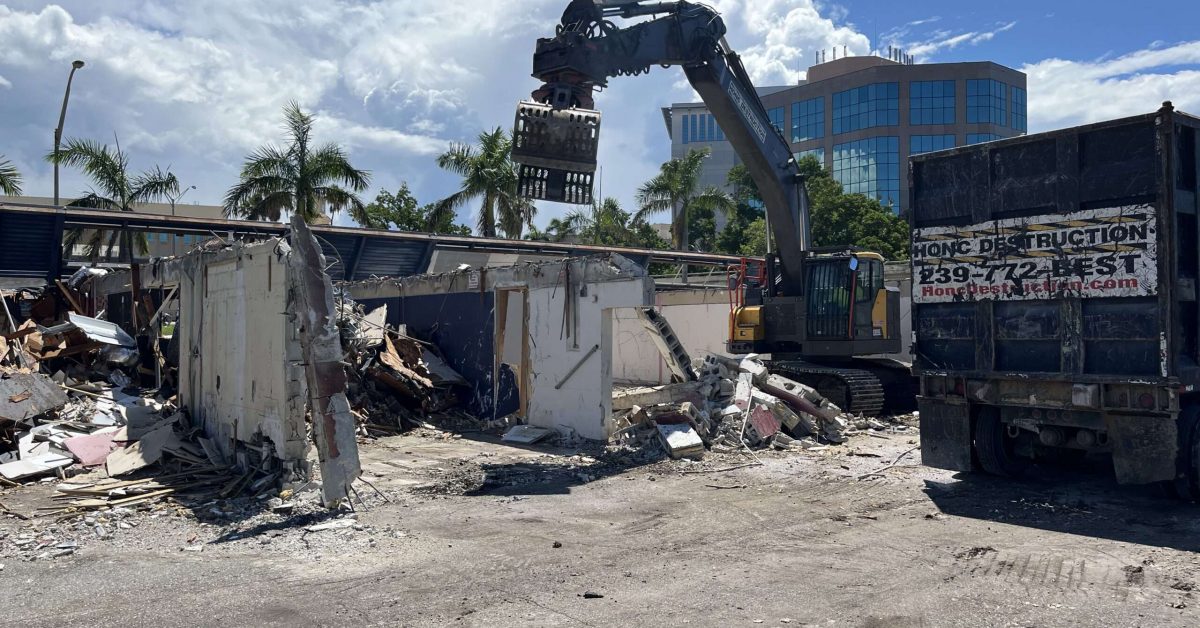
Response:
[[511, 0, 912, 415]]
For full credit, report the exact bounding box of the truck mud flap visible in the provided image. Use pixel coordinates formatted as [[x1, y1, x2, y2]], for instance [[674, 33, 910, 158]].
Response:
[[918, 398, 972, 472], [1107, 414, 1178, 484]]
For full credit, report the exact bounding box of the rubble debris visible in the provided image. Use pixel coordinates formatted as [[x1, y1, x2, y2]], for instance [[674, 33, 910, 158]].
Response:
[[0, 370, 68, 422], [635, 307, 697, 382], [610, 352, 861, 457], [656, 423, 705, 459], [612, 381, 706, 412], [502, 425, 555, 444]]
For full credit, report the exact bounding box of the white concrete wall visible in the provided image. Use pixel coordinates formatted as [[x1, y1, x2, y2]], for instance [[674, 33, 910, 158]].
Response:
[[525, 278, 651, 440], [613, 289, 733, 385], [178, 244, 308, 461]]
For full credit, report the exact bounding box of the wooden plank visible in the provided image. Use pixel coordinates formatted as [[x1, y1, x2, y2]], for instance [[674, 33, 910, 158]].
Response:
[[55, 280, 85, 315]]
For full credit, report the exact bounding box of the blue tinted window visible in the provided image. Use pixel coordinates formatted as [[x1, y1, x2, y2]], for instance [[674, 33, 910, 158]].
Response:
[[690, 115, 699, 143], [767, 107, 785, 134], [967, 79, 1007, 125], [158, 232, 168, 243], [791, 97, 824, 142], [794, 147, 825, 165], [682, 113, 690, 144], [832, 136, 901, 212], [909, 80, 956, 125], [966, 133, 1003, 145], [832, 83, 899, 134], [910, 135, 956, 155], [1011, 87, 1027, 132]]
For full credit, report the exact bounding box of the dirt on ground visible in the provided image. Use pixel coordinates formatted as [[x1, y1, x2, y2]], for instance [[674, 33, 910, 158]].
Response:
[[1, 423, 1198, 627]]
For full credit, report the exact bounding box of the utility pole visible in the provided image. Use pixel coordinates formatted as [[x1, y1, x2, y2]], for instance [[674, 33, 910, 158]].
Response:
[[53, 60, 86, 206]]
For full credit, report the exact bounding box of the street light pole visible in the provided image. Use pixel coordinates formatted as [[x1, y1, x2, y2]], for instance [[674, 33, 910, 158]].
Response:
[[167, 185, 196, 257], [53, 59, 86, 206]]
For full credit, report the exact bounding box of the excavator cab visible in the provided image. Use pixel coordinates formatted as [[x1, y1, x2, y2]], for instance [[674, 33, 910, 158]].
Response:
[[805, 253, 889, 342], [728, 252, 900, 356]]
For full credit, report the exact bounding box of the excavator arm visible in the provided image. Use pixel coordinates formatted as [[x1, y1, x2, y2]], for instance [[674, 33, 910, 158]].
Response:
[[513, 0, 811, 294]]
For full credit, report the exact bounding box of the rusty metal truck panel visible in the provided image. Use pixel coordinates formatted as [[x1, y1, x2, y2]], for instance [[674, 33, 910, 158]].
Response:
[[909, 104, 1200, 486]]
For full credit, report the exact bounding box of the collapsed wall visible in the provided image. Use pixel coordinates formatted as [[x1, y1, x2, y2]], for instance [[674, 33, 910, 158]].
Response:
[[91, 216, 360, 505], [343, 254, 654, 440]]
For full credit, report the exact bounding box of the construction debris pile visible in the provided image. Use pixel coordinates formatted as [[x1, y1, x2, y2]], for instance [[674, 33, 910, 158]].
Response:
[[338, 300, 473, 437], [612, 354, 854, 460]]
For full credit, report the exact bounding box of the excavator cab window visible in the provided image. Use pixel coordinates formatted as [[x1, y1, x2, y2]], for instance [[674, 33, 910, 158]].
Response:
[[806, 256, 885, 340]]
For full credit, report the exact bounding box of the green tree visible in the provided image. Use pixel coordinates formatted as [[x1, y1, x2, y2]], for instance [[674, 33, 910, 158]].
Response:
[[739, 217, 770, 257], [429, 128, 534, 239], [0, 156, 22, 195], [224, 101, 371, 224], [533, 198, 669, 249], [797, 155, 910, 260], [45, 138, 178, 262], [635, 148, 734, 252], [358, 184, 471, 235], [716, 163, 765, 255]]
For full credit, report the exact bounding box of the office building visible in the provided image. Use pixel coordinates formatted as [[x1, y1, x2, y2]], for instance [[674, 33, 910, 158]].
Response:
[[662, 54, 1027, 216]]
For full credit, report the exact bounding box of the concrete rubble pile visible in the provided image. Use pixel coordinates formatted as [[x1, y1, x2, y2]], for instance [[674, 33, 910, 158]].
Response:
[[611, 354, 853, 459], [338, 299, 473, 437]]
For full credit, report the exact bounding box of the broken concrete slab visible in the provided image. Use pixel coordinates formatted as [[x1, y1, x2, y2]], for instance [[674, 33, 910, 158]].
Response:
[[612, 381, 707, 412], [502, 425, 555, 445], [656, 423, 705, 459]]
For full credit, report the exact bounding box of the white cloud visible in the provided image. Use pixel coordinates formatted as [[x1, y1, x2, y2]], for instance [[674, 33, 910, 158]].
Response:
[[893, 21, 1017, 60], [0, 74, 10, 88], [708, 0, 871, 85], [1023, 41, 1200, 132]]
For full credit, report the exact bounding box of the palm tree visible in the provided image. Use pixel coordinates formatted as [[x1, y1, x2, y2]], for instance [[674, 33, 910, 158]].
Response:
[[46, 138, 178, 262], [635, 148, 734, 251], [224, 101, 371, 224], [429, 127, 534, 238], [552, 198, 640, 245], [0, 156, 22, 196]]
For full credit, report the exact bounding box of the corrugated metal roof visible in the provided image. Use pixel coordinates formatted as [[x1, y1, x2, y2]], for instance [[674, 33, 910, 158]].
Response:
[[67, 312, 137, 347]]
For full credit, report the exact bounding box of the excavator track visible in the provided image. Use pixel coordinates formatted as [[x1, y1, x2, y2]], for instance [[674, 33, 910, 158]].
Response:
[[768, 361, 886, 417]]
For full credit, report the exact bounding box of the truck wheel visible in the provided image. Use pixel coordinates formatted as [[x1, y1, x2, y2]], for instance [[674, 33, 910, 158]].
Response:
[[974, 409, 1029, 478], [1165, 404, 1200, 501]]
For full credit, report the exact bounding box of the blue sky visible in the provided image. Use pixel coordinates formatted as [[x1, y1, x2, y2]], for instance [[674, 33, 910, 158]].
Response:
[[1, 1, 1198, 232]]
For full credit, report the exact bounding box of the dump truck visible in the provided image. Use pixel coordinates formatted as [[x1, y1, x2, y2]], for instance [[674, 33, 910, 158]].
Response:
[[912, 102, 1200, 497]]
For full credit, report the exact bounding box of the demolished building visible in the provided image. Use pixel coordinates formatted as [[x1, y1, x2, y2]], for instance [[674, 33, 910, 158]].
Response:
[[343, 254, 654, 441]]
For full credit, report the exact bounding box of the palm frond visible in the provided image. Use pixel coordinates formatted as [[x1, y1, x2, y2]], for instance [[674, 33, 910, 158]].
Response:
[[129, 166, 179, 207], [47, 138, 128, 204], [435, 143, 479, 178], [282, 100, 314, 149], [688, 186, 736, 219], [312, 185, 365, 223], [427, 190, 474, 234], [0, 156, 22, 196], [306, 143, 371, 192]]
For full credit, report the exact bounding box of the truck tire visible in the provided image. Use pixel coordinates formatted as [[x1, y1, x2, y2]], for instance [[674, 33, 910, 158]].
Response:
[[973, 408, 1029, 478], [1164, 404, 1200, 501]]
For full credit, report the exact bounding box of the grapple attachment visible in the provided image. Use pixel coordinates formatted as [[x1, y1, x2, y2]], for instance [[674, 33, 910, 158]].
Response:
[[511, 101, 601, 205]]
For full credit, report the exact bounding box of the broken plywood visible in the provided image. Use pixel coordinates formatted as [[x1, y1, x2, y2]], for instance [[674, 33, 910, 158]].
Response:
[[0, 371, 68, 423]]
